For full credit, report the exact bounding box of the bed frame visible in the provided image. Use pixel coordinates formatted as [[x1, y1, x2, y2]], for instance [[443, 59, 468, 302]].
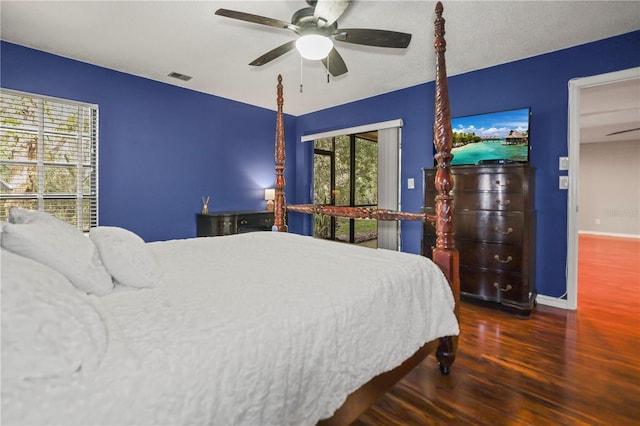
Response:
[[272, 3, 459, 424]]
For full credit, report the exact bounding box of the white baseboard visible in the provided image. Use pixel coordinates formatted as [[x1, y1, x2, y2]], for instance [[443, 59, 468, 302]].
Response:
[[536, 294, 571, 310], [579, 230, 640, 239]]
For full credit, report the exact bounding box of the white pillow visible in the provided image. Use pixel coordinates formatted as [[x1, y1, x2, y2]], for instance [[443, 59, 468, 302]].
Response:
[[9, 207, 62, 225], [0, 220, 6, 245], [2, 209, 113, 296], [1, 249, 107, 380], [90, 226, 161, 289]]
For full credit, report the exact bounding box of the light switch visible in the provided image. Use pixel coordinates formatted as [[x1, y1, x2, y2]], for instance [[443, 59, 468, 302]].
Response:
[[559, 157, 569, 170], [407, 178, 415, 189], [559, 175, 569, 189]]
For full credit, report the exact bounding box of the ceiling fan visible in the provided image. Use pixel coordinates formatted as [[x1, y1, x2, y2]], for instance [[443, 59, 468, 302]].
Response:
[[215, 0, 412, 77], [606, 127, 640, 136]]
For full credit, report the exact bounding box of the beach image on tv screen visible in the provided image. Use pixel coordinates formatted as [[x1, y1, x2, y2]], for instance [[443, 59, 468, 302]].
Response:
[[450, 108, 530, 166]]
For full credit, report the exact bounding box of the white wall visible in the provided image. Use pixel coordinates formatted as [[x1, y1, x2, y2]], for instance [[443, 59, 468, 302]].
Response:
[[579, 139, 640, 236]]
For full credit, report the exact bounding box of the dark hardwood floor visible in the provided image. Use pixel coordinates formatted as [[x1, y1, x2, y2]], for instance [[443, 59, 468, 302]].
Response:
[[354, 235, 640, 425]]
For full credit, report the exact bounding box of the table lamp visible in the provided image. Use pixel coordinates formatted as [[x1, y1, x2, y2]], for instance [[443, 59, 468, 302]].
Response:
[[264, 188, 275, 212]]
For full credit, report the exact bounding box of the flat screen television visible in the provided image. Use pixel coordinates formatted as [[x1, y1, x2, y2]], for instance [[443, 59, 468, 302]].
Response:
[[448, 107, 531, 166]]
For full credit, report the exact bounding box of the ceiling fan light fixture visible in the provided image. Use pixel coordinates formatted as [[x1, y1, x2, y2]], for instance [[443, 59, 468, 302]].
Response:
[[296, 34, 333, 60]]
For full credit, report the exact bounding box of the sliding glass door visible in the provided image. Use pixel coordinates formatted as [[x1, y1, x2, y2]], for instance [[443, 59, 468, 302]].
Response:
[[313, 133, 378, 246]]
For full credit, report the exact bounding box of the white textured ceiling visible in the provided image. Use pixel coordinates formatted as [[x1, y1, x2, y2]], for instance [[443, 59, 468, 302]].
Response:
[[1, 0, 639, 122], [580, 77, 640, 144]]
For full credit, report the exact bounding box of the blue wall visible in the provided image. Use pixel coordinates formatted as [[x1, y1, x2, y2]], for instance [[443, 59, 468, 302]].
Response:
[[295, 30, 640, 298], [2, 30, 639, 298], [0, 42, 297, 242]]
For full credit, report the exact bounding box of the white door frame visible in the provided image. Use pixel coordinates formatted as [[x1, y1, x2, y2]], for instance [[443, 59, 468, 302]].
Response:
[[565, 67, 640, 310]]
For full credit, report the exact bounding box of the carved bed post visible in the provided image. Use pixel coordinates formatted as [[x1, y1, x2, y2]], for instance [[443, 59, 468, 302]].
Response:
[[432, 1, 460, 375], [274, 74, 288, 232]]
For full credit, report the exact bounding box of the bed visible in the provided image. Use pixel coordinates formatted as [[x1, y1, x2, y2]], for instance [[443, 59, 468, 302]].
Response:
[[1, 3, 459, 425]]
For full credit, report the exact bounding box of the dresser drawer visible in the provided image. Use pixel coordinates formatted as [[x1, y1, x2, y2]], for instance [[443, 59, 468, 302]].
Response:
[[237, 213, 273, 233], [451, 171, 526, 193], [423, 213, 525, 242], [423, 189, 526, 212], [457, 211, 525, 244], [458, 240, 522, 272], [454, 192, 525, 211], [460, 267, 526, 303], [422, 235, 522, 272], [423, 166, 528, 193]]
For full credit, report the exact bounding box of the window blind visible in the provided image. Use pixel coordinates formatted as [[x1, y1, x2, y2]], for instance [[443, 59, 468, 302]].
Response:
[[0, 88, 98, 231]]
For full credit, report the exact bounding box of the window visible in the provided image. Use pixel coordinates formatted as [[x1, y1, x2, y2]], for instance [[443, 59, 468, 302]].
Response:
[[0, 89, 98, 231]]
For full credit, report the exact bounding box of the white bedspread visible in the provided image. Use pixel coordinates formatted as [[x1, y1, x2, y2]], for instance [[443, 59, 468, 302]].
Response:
[[2, 232, 458, 425]]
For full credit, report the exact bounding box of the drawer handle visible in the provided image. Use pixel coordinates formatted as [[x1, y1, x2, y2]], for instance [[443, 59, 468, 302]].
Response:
[[494, 255, 513, 264], [496, 199, 511, 206], [239, 219, 248, 225], [493, 282, 513, 292], [495, 179, 511, 187], [494, 226, 513, 235]]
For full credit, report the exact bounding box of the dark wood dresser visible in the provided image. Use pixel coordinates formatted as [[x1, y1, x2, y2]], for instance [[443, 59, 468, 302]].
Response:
[[423, 164, 536, 317], [196, 211, 274, 237]]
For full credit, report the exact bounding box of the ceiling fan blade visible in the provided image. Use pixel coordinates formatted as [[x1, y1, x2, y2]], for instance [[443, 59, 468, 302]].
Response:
[[334, 28, 412, 48], [314, 0, 350, 27], [215, 9, 296, 30], [249, 40, 297, 66], [322, 48, 348, 77], [606, 127, 640, 136]]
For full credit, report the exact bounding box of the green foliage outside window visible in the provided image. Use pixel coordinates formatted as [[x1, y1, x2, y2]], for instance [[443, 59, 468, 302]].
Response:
[[0, 90, 97, 230], [313, 134, 378, 244]]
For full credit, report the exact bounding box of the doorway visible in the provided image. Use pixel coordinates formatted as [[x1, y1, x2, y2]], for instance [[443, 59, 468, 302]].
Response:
[[302, 119, 403, 250], [313, 133, 378, 247], [566, 67, 640, 310]]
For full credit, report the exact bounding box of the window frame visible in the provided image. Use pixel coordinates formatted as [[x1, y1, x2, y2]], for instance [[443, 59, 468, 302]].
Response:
[[0, 88, 99, 231]]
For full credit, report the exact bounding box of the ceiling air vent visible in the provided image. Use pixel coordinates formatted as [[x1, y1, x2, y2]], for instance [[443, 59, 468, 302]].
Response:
[[168, 72, 192, 82]]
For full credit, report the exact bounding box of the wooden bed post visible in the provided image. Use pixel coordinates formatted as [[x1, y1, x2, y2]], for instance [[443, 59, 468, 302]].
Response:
[[277, 5, 460, 423], [432, 1, 460, 375], [274, 74, 288, 232]]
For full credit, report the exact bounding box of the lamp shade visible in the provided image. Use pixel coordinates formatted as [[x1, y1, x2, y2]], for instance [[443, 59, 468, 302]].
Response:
[[264, 188, 275, 201], [296, 35, 333, 60]]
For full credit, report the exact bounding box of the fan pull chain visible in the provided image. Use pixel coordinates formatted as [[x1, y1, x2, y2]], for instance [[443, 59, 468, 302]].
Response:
[[300, 55, 304, 93], [327, 53, 330, 83]]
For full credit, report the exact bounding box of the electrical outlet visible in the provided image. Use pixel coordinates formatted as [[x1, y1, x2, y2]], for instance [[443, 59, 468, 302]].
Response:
[[407, 178, 415, 189], [595, 218, 601, 225], [559, 157, 569, 170], [559, 176, 569, 189]]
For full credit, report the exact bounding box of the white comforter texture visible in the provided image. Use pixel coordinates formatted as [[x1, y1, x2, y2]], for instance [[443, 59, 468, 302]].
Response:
[[2, 231, 458, 426]]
